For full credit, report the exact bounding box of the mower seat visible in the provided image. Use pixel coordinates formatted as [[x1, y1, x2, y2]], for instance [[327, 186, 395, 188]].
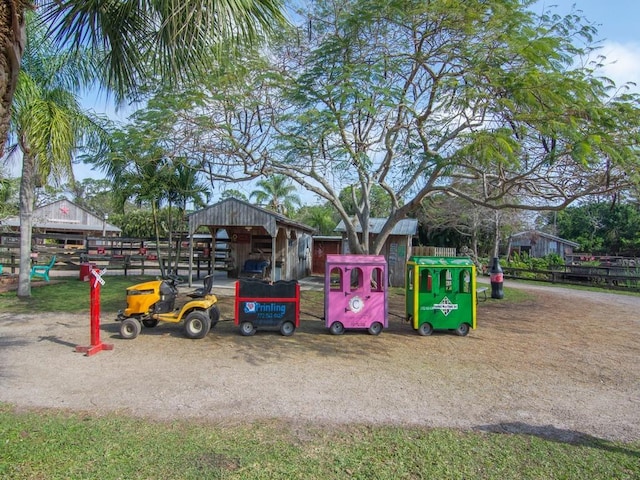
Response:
[[188, 274, 214, 298]]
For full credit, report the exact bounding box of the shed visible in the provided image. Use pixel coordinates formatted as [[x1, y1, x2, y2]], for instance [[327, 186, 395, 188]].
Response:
[[334, 217, 418, 287], [187, 197, 315, 284], [311, 235, 343, 275], [508, 230, 579, 260], [1, 199, 121, 248]]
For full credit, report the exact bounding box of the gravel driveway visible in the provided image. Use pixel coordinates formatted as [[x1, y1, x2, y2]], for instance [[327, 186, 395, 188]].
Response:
[[1, 279, 638, 443]]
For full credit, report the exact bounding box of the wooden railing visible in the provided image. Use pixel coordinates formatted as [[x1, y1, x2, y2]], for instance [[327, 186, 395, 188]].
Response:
[[501, 265, 640, 292], [0, 251, 214, 279]]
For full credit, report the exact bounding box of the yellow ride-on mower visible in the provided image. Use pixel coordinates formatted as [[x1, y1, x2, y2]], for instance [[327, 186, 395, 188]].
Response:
[[117, 274, 219, 340]]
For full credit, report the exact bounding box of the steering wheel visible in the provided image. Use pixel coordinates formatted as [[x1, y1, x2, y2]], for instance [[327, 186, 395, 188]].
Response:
[[165, 273, 184, 285]]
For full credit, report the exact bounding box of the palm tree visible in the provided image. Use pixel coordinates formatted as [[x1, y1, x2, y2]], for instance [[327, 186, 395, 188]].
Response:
[[0, 0, 287, 155], [0, 175, 19, 218], [169, 161, 211, 271], [9, 13, 104, 298], [250, 174, 301, 216]]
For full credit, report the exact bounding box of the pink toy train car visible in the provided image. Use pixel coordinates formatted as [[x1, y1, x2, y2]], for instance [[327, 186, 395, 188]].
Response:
[[324, 254, 388, 335]]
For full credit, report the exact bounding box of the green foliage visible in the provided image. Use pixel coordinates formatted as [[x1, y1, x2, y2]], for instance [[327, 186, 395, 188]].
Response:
[[1, 406, 637, 479], [0, 175, 19, 218], [294, 204, 339, 234], [221, 189, 248, 201], [249, 174, 301, 216], [109, 208, 186, 238], [40, 0, 288, 100], [507, 251, 564, 271], [545, 201, 640, 255], [338, 185, 393, 218]]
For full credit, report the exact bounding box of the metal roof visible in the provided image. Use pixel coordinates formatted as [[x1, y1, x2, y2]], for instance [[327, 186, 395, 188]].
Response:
[[1, 199, 121, 233], [408, 256, 474, 267], [509, 230, 579, 247], [334, 217, 418, 236], [188, 197, 316, 237]]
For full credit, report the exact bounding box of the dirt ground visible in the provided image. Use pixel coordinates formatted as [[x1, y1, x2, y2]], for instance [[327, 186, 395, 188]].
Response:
[[0, 279, 638, 444]]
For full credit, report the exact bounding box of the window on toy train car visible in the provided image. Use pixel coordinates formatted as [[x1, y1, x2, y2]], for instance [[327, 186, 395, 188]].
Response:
[[330, 267, 342, 291], [350, 267, 363, 292], [460, 269, 471, 293], [370, 267, 383, 292], [420, 269, 432, 293], [440, 269, 453, 292]]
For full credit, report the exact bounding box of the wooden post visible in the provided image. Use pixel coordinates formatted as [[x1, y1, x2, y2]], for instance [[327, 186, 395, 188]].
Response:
[[75, 268, 114, 356]]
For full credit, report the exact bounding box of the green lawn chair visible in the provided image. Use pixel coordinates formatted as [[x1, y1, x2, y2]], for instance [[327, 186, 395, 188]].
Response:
[[30, 256, 56, 282]]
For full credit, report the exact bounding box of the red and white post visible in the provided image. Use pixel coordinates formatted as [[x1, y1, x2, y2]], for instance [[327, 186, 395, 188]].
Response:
[[76, 268, 114, 356]]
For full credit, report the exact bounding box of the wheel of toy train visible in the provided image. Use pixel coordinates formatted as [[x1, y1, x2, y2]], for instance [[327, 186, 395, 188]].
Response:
[[120, 318, 141, 340], [240, 321, 256, 336], [329, 321, 344, 335], [455, 323, 470, 337], [142, 319, 159, 328], [280, 321, 295, 337], [418, 322, 433, 336], [184, 311, 211, 339], [368, 321, 383, 336]]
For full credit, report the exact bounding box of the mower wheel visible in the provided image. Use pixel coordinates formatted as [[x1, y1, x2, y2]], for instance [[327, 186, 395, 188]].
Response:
[[142, 319, 159, 328], [208, 306, 220, 326], [120, 318, 141, 339], [184, 311, 211, 339]]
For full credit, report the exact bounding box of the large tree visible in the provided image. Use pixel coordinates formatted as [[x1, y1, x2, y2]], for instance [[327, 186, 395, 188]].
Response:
[[161, 0, 639, 255], [0, 0, 287, 155], [9, 13, 105, 298]]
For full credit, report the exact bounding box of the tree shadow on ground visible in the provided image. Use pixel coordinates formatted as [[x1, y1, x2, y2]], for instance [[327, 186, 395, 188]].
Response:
[[475, 422, 640, 457]]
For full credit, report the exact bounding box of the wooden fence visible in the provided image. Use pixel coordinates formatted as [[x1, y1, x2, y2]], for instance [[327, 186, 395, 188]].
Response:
[[0, 234, 218, 280], [502, 265, 640, 292]]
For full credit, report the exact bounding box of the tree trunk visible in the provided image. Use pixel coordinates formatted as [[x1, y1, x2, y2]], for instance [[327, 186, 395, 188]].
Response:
[[152, 201, 165, 277], [17, 151, 35, 298], [0, 1, 28, 155], [493, 210, 501, 258]]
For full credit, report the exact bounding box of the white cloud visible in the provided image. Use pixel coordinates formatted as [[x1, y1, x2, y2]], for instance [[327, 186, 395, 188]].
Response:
[[596, 41, 640, 92]]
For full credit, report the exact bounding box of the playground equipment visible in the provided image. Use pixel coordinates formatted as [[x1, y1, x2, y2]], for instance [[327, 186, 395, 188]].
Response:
[[324, 254, 388, 335], [235, 279, 300, 336], [405, 256, 476, 336]]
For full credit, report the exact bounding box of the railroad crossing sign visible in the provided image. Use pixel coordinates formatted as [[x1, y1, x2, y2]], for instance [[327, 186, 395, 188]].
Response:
[[76, 267, 113, 357]]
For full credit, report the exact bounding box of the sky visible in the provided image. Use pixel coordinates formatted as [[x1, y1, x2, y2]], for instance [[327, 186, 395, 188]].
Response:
[[533, 0, 640, 88], [15, 1, 640, 195]]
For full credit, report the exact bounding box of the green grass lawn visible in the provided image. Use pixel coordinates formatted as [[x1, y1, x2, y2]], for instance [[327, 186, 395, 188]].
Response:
[[0, 275, 155, 314], [1, 405, 638, 480], [1, 279, 637, 479]]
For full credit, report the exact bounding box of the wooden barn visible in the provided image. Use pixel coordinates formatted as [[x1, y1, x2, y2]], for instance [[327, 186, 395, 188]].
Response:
[[334, 217, 418, 287], [187, 198, 315, 284], [1, 199, 121, 248], [508, 230, 579, 261]]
